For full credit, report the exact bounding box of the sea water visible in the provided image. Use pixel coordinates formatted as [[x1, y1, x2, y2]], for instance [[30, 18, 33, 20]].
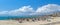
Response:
[[0, 16, 39, 20]]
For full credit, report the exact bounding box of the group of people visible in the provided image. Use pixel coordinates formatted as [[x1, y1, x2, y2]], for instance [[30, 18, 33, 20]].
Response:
[[15, 17, 48, 23], [13, 16, 53, 23]]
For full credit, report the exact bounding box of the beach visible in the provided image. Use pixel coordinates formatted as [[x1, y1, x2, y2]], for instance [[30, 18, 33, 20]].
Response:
[[0, 17, 60, 25]]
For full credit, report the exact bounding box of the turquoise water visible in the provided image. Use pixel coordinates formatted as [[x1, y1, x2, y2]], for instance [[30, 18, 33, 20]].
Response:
[[0, 16, 39, 20]]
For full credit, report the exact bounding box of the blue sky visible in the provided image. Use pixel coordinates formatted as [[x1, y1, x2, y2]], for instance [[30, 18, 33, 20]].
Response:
[[0, 0, 60, 11], [0, 0, 60, 16]]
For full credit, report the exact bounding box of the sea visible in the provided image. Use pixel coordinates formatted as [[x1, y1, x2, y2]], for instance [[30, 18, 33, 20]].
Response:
[[0, 16, 39, 20]]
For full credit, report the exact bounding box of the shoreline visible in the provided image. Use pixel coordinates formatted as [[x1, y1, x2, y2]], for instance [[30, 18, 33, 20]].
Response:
[[0, 17, 60, 25]]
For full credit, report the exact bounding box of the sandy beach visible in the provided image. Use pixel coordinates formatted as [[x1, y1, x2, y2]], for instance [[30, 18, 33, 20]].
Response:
[[0, 17, 60, 25]]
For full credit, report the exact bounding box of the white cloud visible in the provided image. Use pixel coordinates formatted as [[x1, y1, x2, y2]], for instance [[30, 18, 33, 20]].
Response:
[[32, 4, 60, 15], [0, 11, 8, 15], [8, 6, 35, 16], [0, 4, 60, 16], [36, 4, 60, 12]]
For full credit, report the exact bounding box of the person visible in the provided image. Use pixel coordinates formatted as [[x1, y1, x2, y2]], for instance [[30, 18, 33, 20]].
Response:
[[19, 19, 23, 23], [26, 18, 29, 21], [38, 18, 40, 21], [32, 18, 35, 22]]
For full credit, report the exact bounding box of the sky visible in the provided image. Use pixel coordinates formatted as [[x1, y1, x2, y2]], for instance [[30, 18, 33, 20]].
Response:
[[0, 0, 60, 11], [0, 0, 60, 16]]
